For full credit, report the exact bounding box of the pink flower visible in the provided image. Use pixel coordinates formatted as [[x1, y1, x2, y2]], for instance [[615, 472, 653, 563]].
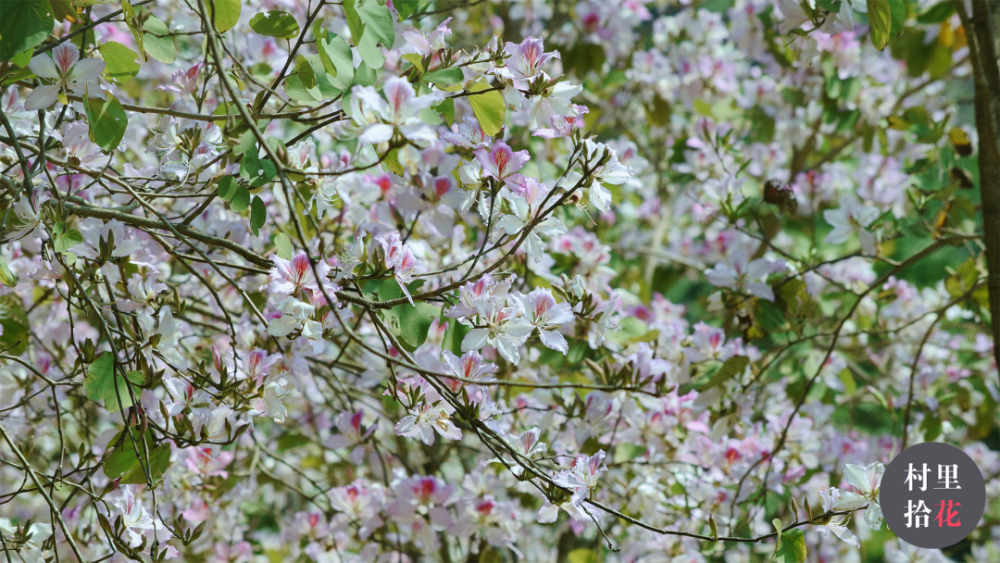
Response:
[[184, 446, 234, 479], [376, 232, 422, 304], [402, 17, 452, 54], [263, 251, 335, 297], [474, 140, 529, 181], [502, 37, 559, 82]]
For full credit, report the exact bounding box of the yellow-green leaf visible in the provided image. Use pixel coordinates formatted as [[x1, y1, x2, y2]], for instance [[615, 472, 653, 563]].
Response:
[[211, 0, 241, 33], [468, 81, 505, 137], [99, 42, 141, 85], [249, 10, 300, 40], [867, 0, 892, 50], [84, 92, 129, 151]]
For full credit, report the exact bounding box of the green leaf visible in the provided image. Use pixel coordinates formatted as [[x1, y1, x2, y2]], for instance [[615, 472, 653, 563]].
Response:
[[770, 518, 783, 560], [773, 529, 807, 563], [211, 0, 241, 33], [53, 227, 83, 253], [0, 0, 54, 62], [49, 0, 78, 23], [84, 352, 145, 413], [120, 1, 146, 62], [0, 257, 18, 288], [888, 0, 906, 38], [217, 176, 238, 200], [441, 317, 469, 355], [435, 97, 455, 126], [567, 549, 596, 563], [317, 34, 355, 88], [274, 233, 293, 260], [397, 302, 439, 350], [703, 355, 749, 389], [395, 0, 419, 21], [343, 0, 367, 47], [84, 92, 128, 151], [0, 294, 28, 355], [295, 55, 316, 88], [250, 196, 266, 236], [142, 15, 176, 64], [249, 10, 300, 39], [468, 81, 505, 137], [284, 54, 344, 102], [867, 0, 892, 50], [353, 60, 377, 87], [383, 148, 404, 176], [11, 48, 33, 68], [352, 0, 394, 69], [424, 67, 463, 87], [103, 429, 171, 485], [917, 1, 954, 24], [99, 42, 141, 85], [230, 186, 251, 212]]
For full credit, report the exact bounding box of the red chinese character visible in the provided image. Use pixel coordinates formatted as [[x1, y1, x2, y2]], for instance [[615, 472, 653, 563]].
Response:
[[935, 500, 961, 528]]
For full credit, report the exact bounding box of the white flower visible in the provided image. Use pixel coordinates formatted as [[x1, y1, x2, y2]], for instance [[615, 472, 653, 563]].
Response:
[[347, 77, 444, 148], [25, 43, 105, 111], [267, 296, 316, 337], [138, 308, 188, 370], [832, 462, 884, 529], [111, 489, 155, 548], [262, 376, 291, 423], [0, 518, 52, 561], [461, 296, 534, 364], [818, 488, 861, 548], [824, 196, 880, 255], [487, 427, 547, 475], [581, 140, 632, 213], [510, 288, 574, 354], [495, 176, 566, 262], [394, 401, 462, 445], [705, 245, 785, 301]]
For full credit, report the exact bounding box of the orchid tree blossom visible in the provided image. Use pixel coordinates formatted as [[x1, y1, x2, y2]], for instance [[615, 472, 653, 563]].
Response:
[[25, 43, 105, 110]]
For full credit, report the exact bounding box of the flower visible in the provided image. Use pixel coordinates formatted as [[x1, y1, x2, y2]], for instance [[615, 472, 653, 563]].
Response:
[[263, 251, 334, 297], [832, 462, 884, 529], [349, 77, 444, 147], [262, 376, 292, 423], [495, 176, 567, 262], [580, 140, 632, 213], [138, 307, 188, 370], [510, 288, 574, 353], [266, 296, 316, 337], [818, 488, 861, 548], [111, 489, 155, 547], [502, 37, 560, 83], [488, 427, 547, 475], [403, 17, 453, 54], [376, 232, 422, 305], [475, 140, 530, 181], [0, 518, 52, 560], [824, 196, 880, 255], [394, 401, 463, 445], [25, 43, 105, 110], [555, 450, 608, 506], [441, 349, 497, 390], [324, 410, 376, 464], [705, 244, 785, 301], [461, 295, 534, 364]]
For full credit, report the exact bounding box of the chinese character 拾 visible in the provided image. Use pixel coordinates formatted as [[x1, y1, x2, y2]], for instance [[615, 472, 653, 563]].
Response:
[[935, 500, 961, 527], [934, 464, 961, 490], [905, 462, 930, 492], [904, 499, 932, 528]]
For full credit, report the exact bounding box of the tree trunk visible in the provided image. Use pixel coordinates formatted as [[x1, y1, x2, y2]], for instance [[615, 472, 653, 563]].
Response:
[[955, 0, 1000, 374]]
